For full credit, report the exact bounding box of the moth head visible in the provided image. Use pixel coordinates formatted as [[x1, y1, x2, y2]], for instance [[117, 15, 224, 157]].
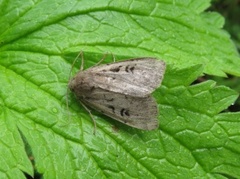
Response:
[[68, 77, 76, 92], [68, 73, 93, 96]]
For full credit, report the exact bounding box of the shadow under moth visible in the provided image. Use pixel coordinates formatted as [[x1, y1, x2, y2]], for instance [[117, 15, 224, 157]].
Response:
[[68, 57, 166, 131]]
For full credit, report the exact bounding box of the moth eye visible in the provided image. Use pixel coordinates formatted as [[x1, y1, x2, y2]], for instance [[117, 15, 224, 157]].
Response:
[[68, 82, 75, 91]]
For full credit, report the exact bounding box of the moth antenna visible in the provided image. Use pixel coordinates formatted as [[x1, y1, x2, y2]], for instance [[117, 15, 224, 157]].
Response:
[[93, 53, 108, 66], [66, 51, 84, 123], [79, 51, 84, 71], [111, 52, 116, 62], [79, 101, 97, 135]]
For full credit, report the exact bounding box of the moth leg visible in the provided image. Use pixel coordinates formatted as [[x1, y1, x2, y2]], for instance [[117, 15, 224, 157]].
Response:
[[79, 101, 97, 135], [66, 92, 70, 121]]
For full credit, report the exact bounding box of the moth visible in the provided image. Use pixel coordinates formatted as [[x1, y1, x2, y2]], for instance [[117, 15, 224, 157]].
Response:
[[68, 57, 166, 130]]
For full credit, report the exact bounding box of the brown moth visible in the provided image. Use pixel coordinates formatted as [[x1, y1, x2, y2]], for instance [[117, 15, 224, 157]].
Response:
[[68, 57, 166, 130]]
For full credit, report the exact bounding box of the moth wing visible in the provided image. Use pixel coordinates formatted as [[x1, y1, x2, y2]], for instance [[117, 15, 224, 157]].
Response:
[[86, 58, 166, 97], [82, 89, 159, 130]]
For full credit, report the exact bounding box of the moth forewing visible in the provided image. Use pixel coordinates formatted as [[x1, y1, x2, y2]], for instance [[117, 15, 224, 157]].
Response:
[[71, 58, 166, 97], [69, 57, 166, 130], [81, 88, 159, 130]]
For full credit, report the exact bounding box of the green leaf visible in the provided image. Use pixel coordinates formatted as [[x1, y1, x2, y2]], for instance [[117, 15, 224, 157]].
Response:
[[0, 0, 240, 178]]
